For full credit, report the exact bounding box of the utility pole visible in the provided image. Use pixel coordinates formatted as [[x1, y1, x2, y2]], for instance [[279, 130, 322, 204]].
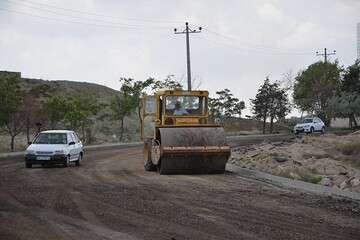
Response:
[[174, 22, 202, 91], [316, 48, 336, 63]]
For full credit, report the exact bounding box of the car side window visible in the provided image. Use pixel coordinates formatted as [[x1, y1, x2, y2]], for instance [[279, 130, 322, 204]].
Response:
[[68, 133, 75, 143], [73, 133, 80, 143]]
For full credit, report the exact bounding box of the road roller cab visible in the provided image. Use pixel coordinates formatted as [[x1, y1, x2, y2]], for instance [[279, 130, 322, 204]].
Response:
[[140, 90, 230, 174]]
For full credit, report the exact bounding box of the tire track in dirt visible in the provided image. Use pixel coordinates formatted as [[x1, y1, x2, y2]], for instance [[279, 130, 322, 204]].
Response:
[[1, 145, 359, 240]]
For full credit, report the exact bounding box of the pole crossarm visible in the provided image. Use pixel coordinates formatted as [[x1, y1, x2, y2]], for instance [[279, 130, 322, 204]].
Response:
[[174, 22, 202, 91], [316, 48, 336, 63]]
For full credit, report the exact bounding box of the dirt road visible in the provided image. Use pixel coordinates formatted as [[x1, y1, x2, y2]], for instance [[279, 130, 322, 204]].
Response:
[[1, 145, 359, 240]]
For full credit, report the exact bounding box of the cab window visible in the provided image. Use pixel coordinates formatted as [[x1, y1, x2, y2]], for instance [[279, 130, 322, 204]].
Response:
[[165, 96, 206, 116]]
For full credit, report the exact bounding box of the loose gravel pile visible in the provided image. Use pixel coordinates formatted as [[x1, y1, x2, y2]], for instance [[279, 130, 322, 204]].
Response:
[[230, 133, 360, 192]]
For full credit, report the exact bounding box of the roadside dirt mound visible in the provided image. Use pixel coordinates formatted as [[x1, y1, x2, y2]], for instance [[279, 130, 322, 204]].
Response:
[[230, 133, 360, 192]]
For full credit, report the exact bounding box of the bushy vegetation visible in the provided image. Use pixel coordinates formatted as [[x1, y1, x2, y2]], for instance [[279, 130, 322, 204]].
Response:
[[328, 61, 360, 128], [302, 170, 322, 184]]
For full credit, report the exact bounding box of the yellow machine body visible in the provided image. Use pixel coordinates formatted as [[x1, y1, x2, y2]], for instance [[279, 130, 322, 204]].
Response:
[[140, 90, 230, 174]]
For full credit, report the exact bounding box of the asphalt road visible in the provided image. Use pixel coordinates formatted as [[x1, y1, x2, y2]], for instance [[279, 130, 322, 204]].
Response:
[[0, 144, 359, 240]]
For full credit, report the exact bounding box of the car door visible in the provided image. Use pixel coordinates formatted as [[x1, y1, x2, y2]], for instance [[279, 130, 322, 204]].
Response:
[[314, 118, 321, 131], [68, 133, 77, 161], [72, 132, 82, 157]]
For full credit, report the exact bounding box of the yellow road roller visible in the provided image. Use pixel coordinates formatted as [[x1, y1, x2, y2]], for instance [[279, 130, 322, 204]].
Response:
[[140, 90, 230, 174]]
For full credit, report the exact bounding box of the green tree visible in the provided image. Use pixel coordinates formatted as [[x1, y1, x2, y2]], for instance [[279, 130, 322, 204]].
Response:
[[64, 96, 99, 142], [0, 72, 24, 151], [233, 101, 246, 117], [209, 89, 245, 120], [43, 96, 68, 129], [151, 75, 183, 92], [328, 60, 360, 128], [268, 83, 291, 133], [208, 97, 222, 120], [110, 78, 154, 141], [23, 84, 51, 142], [328, 93, 360, 128], [293, 61, 341, 126], [342, 60, 360, 94], [251, 78, 272, 134], [251, 78, 291, 134]]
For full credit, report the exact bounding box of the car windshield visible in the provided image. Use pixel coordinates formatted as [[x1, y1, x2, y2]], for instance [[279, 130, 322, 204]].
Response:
[[165, 96, 206, 116], [301, 118, 313, 123], [33, 133, 67, 144]]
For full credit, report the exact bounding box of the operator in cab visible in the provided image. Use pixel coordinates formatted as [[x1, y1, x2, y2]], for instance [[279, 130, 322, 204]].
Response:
[[173, 101, 188, 115]]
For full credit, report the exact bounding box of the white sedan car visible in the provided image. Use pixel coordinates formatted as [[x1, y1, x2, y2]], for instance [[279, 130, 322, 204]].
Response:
[[25, 130, 83, 168], [294, 117, 325, 134]]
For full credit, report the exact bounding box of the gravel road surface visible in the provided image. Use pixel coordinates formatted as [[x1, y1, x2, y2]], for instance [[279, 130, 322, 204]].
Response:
[[1, 145, 359, 240]]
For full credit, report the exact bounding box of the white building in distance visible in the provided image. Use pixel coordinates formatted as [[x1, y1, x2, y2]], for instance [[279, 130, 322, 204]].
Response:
[[358, 23, 360, 60]]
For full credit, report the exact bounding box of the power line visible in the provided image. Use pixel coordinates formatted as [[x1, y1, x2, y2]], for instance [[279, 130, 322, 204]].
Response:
[[4, 0, 151, 28], [0, 7, 136, 29], [199, 34, 312, 56], [174, 22, 202, 90], [9, 0, 182, 24], [204, 28, 311, 55], [0, 7, 171, 31], [3, 0, 172, 29]]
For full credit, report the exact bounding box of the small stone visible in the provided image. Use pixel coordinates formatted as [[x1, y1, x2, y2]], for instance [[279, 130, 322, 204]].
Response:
[[273, 156, 289, 163], [350, 178, 360, 187], [320, 177, 332, 187], [289, 172, 301, 180], [250, 152, 260, 158], [333, 175, 347, 185], [339, 166, 348, 175], [339, 180, 348, 190], [293, 160, 302, 166]]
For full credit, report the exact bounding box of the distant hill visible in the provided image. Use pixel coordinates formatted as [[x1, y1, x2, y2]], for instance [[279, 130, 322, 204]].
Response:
[[20, 77, 119, 104]]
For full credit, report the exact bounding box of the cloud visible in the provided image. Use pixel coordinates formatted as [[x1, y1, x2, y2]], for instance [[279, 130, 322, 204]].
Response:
[[280, 22, 326, 49], [256, 2, 283, 22], [0, 0, 359, 117]]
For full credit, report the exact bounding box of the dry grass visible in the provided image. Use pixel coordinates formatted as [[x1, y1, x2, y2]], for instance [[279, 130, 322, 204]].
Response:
[[0, 134, 28, 153], [336, 141, 360, 156]]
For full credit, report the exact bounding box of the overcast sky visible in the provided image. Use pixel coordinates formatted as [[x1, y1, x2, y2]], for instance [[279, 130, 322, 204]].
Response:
[[1, 0, 360, 116]]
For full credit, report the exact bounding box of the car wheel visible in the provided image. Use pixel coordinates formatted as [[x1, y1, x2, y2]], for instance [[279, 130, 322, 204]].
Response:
[[75, 153, 82, 166], [321, 127, 325, 134], [310, 127, 314, 134], [144, 141, 156, 171], [64, 156, 70, 167], [25, 162, 32, 168]]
